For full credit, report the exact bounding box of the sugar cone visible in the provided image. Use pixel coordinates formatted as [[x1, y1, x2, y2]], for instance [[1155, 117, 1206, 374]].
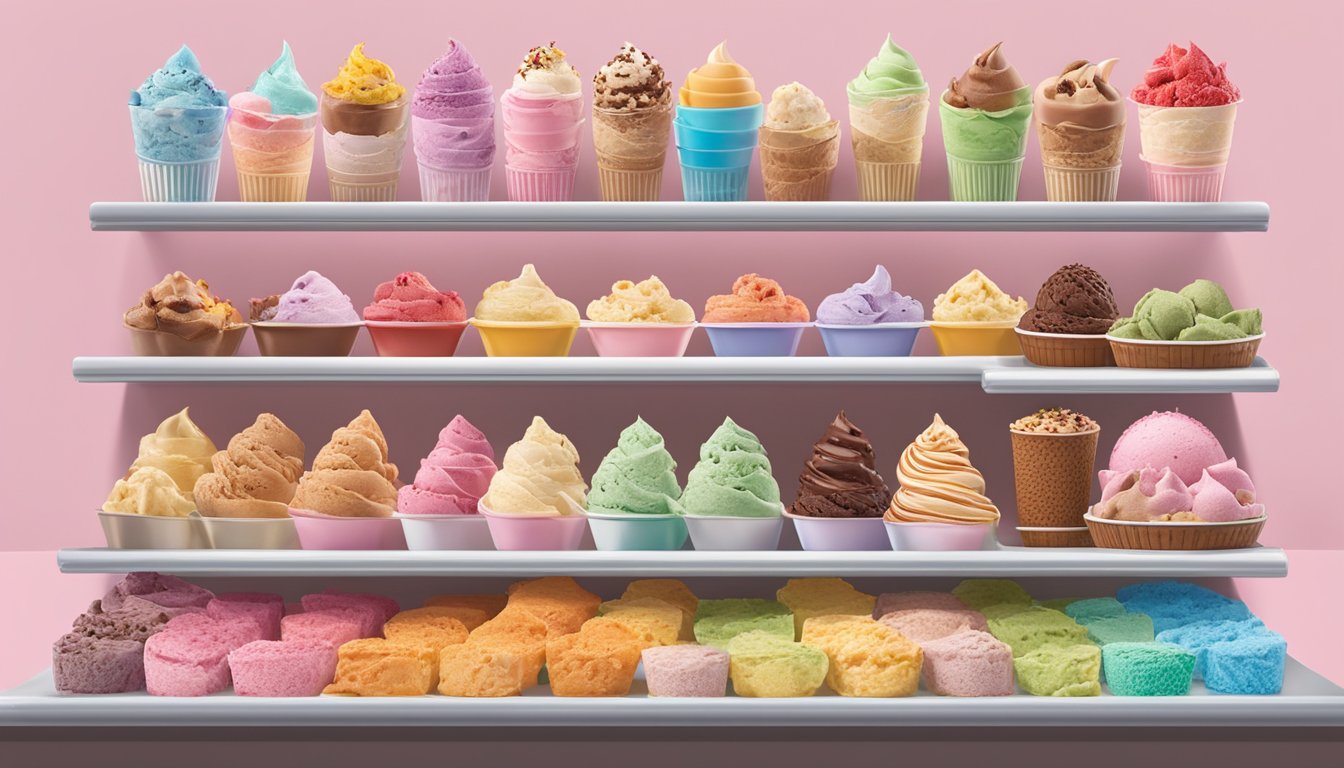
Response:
[[849, 93, 929, 200], [758, 121, 839, 201]]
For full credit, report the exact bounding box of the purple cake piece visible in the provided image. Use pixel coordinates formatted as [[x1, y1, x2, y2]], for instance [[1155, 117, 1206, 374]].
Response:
[[52, 634, 147, 694]]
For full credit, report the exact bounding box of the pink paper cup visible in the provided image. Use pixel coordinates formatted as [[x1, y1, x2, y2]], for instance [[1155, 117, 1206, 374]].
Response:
[[505, 165, 578, 202], [785, 511, 890, 551], [884, 520, 995, 551], [397, 513, 495, 551], [365, 321, 468, 357], [702, 323, 811, 357], [478, 503, 588, 551], [584, 322, 697, 357], [1141, 158, 1228, 203], [289, 508, 406, 550]]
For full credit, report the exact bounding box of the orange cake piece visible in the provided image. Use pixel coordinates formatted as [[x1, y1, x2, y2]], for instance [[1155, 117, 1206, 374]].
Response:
[[438, 643, 537, 697], [506, 577, 601, 637], [621, 580, 698, 639], [323, 638, 436, 696], [801, 615, 923, 697], [424, 593, 508, 620], [383, 611, 470, 686], [545, 618, 643, 697], [777, 578, 877, 639], [467, 607, 550, 684], [388, 606, 487, 634], [596, 598, 683, 648]]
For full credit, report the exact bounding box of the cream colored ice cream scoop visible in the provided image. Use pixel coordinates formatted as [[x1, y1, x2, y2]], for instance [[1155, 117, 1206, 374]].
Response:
[[482, 416, 586, 517], [129, 408, 217, 499], [475, 264, 580, 323]]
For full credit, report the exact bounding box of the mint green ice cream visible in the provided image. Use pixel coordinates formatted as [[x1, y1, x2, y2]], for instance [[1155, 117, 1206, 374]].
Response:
[[939, 42, 1032, 162], [847, 36, 927, 105], [251, 42, 317, 115], [587, 418, 680, 516], [1109, 279, 1262, 341], [676, 418, 781, 518]]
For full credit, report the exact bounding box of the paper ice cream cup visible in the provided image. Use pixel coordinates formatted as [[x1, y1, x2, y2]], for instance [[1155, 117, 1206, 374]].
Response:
[[784, 511, 888, 552], [678, 165, 751, 202], [1041, 164, 1121, 203], [593, 105, 671, 202], [702, 323, 811, 357], [365, 321, 468, 357], [396, 513, 495, 551], [1134, 100, 1239, 168], [758, 125, 839, 202], [930, 321, 1022, 356], [289, 508, 406, 550], [583, 322, 696, 357], [682, 507, 785, 551], [199, 516, 300, 549], [596, 166, 665, 202], [1010, 428, 1099, 535], [817, 323, 925, 357], [135, 156, 222, 203], [470, 319, 579, 357], [504, 165, 578, 202], [1016, 526, 1094, 548], [884, 520, 996, 551], [418, 163, 492, 202], [1084, 511, 1265, 551], [126, 323, 247, 357], [1015, 328, 1114, 367], [129, 103, 227, 202], [251, 322, 363, 357], [98, 510, 209, 549], [945, 154, 1026, 202], [585, 509, 689, 551], [1106, 333, 1263, 369], [478, 502, 589, 551], [228, 109, 318, 202], [854, 161, 922, 202], [1140, 159, 1228, 203]]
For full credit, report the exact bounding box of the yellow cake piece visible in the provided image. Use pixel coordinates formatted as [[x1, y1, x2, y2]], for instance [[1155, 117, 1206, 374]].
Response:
[[323, 638, 436, 696], [776, 578, 877, 639], [545, 618, 643, 697], [621, 579, 698, 638], [801, 615, 923, 697], [726, 630, 829, 698], [597, 598, 683, 647]]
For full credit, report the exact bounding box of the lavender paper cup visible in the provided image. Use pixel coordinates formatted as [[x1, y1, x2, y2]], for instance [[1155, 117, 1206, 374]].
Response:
[[817, 322, 926, 357], [702, 323, 811, 357], [785, 511, 890, 551]]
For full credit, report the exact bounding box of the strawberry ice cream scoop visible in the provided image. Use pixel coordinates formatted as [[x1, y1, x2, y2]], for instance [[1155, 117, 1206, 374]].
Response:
[[1131, 43, 1240, 107], [362, 271, 466, 322], [398, 415, 497, 516]]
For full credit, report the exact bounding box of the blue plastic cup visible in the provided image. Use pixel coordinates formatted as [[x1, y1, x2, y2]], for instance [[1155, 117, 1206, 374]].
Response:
[[675, 104, 764, 132], [817, 323, 927, 357], [676, 145, 756, 169], [673, 120, 759, 151], [679, 165, 750, 202], [702, 323, 811, 356]]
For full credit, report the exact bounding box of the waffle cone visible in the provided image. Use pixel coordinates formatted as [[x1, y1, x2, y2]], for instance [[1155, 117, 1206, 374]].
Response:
[[759, 124, 839, 201], [593, 105, 672, 172], [849, 94, 929, 164]]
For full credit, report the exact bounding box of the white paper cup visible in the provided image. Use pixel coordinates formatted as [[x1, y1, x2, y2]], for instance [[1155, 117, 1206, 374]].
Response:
[[98, 510, 209, 549], [682, 508, 784, 551], [397, 514, 495, 551]]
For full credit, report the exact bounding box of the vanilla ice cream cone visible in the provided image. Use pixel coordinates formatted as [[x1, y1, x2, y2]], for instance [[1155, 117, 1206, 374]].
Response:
[[593, 104, 672, 201]]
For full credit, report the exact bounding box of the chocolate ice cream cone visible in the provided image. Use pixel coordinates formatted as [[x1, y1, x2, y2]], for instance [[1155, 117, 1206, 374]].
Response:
[[1010, 428, 1098, 546], [593, 104, 672, 201], [848, 94, 928, 201], [759, 122, 839, 202]]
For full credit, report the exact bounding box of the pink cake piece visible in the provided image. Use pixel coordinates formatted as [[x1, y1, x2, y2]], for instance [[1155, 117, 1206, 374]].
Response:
[[301, 592, 400, 633], [52, 634, 147, 694], [641, 645, 730, 697], [921, 629, 1015, 697], [284, 602, 304, 616], [208, 597, 282, 641], [143, 630, 233, 697], [102, 572, 214, 611], [293, 602, 383, 638], [873, 592, 968, 619], [228, 640, 338, 697], [163, 612, 265, 651], [281, 610, 366, 647], [879, 608, 989, 643]]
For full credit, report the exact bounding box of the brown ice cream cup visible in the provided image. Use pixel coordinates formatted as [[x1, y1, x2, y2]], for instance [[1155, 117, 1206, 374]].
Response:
[[126, 323, 247, 357], [1108, 335, 1263, 369], [1016, 328, 1114, 367], [252, 322, 363, 357], [1010, 427, 1099, 545]]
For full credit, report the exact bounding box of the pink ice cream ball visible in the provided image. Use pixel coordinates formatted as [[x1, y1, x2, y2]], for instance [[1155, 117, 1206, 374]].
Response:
[[1103, 411, 1228, 486], [398, 415, 497, 516], [921, 629, 1015, 697], [641, 645, 730, 697]]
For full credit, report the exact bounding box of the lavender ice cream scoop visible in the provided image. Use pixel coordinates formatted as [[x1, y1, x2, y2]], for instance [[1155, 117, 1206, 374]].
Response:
[[272, 271, 360, 324], [412, 40, 496, 170], [817, 266, 923, 324]]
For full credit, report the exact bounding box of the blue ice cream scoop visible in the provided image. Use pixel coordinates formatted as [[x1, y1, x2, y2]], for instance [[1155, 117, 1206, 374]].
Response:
[[129, 45, 228, 163]]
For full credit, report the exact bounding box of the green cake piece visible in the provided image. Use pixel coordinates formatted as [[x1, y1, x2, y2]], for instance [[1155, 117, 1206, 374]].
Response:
[[726, 630, 829, 698], [981, 603, 1035, 621], [1039, 597, 1082, 613], [1015, 644, 1102, 697], [987, 606, 1090, 657], [694, 599, 794, 650], [1065, 598, 1127, 624], [1102, 642, 1195, 696], [952, 580, 1033, 611], [1086, 614, 1156, 646]]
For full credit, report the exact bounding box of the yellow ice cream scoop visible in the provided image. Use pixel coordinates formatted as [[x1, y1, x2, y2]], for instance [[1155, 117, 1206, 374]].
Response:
[[586, 276, 695, 323], [130, 408, 217, 499], [103, 467, 195, 518], [475, 264, 580, 323], [323, 43, 405, 105], [680, 42, 761, 108], [932, 269, 1028, 323]]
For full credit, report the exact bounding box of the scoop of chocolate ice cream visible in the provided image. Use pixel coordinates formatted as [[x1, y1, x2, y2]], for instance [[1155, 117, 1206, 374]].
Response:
[[1018, 263, 1119, 334], [791, 411, 892, 518]]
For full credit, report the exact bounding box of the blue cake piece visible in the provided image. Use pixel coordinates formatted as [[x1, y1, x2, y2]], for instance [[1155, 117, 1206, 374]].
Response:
[[1156, 618, 1268, 679], [1203, 633, 1287, 695], [1116, 581, 1251, 633], [1102, 642, 1195, 696], [1065, 598, 1127, 624]]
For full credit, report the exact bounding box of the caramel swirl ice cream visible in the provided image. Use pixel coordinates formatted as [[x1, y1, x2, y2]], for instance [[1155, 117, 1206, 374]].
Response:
[[886, 414, 1000, 524], [291, 410, 399, 518]]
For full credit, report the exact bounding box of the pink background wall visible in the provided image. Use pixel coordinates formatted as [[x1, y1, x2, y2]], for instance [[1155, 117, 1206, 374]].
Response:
[[3, 0, 1343, 700]]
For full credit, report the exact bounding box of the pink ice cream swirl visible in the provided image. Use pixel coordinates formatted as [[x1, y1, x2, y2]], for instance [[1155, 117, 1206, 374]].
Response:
[[397, 415, 497, 516], [411, 40, 496, 170], [1096, 458, 1263, 523]]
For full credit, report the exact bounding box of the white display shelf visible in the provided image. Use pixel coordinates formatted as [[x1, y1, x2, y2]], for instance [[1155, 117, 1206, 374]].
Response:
[[70, 356, 1280, 393], [55, 546, 1288, 578], [88, 201, 1271, 233], [3, 660, 1339, 728]]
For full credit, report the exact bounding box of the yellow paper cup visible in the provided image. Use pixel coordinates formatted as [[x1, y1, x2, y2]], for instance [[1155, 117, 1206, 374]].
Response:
[[470, 319, 579, 357], [929, 321, 1022, 356]]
